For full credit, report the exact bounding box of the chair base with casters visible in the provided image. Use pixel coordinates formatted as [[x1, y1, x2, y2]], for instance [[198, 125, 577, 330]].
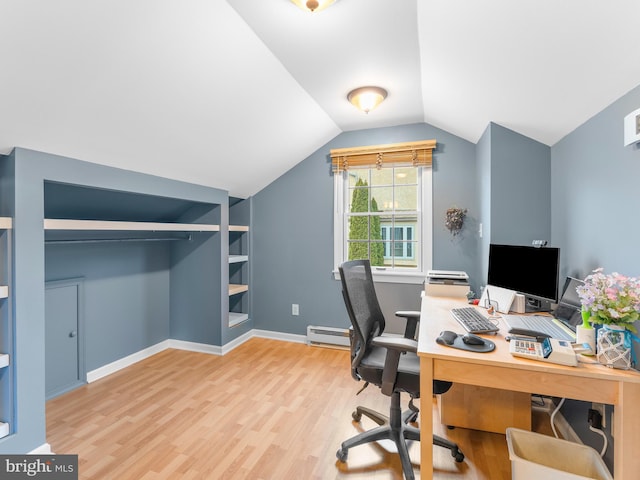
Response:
[[336, 392, 464, 477]]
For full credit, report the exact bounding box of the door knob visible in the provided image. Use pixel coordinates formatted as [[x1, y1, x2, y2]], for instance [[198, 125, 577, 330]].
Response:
[[69, 330, 77, 338]]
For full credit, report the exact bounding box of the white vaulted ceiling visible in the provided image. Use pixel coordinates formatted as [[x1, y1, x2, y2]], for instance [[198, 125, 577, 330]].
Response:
[[1, 0, 639, 197]]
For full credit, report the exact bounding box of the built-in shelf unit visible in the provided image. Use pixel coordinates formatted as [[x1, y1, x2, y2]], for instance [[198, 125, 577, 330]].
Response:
[[228, 202, 250, 328], [0, 216, 12, 439]]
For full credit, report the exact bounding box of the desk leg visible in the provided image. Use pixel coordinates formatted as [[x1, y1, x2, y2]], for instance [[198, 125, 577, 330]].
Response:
[[614, 381, 640, 480], [420, 356, 434, 480]]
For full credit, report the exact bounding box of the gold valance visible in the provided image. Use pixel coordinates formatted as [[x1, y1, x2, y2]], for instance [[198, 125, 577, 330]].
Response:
[[330, 139, 436, 173]]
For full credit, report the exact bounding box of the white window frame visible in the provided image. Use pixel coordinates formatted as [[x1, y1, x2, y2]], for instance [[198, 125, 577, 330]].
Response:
[[333, 167, 432, 284]]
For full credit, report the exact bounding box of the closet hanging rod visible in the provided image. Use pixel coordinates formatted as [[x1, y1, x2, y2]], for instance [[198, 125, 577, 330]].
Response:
[[45, 235, 192, 245]]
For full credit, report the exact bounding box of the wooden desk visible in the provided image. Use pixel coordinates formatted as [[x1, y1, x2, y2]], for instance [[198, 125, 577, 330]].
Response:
[[419, 295, 640, 480]]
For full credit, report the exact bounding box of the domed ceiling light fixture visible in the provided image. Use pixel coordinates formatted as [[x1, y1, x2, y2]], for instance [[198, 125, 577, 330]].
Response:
[[291, 0, 337, 13], [347, 86, 388, 114]]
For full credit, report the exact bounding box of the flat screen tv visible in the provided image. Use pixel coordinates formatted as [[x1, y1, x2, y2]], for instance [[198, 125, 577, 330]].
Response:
[[487, 244, 560, 310]]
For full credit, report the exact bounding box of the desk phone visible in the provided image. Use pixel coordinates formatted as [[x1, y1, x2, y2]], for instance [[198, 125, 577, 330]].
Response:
[[509, 337, 578, 367]]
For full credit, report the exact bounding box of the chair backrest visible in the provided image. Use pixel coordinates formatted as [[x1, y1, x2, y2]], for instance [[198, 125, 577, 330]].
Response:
[[339, 260, 386, 376]]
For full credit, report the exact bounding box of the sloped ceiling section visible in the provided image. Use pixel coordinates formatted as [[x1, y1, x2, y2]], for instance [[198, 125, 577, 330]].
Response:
[[1, 0, 640, 197], [0, 0, 340, 198], [417, 1, 640, 145]]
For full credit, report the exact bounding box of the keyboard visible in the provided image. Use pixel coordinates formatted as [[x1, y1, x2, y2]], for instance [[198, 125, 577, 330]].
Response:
[[450, 307, 499, 334]]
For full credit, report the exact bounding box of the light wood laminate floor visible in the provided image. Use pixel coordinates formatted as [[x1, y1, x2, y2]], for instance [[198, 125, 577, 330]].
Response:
[[47, 338, 552, 479]]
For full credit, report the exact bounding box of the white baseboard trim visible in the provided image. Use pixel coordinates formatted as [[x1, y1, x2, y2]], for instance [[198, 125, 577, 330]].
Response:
[[252, 329, 307, 344], [532, 397, 583, 444], [220, 331, 254, 355], [86, 340, 171, 383], [29, 443, 53, 454], [168, 339, 223, 356], [85, 329, 307, 384]]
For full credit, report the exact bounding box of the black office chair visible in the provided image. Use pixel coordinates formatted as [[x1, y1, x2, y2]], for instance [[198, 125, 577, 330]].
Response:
[[336, 260, 464, 480]]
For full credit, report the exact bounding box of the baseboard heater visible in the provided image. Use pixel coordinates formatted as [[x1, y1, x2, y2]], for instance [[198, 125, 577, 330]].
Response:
[[306, 325, 350, 349]]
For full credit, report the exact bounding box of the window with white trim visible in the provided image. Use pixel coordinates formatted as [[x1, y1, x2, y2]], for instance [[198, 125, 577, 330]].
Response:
[[334, 166, 432, 283], [331, 139, 435, 283]]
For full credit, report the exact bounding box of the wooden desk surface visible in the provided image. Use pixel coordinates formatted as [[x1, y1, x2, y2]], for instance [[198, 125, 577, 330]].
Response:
[[418, 295, 640, 387], [418, 294, 640, 480]]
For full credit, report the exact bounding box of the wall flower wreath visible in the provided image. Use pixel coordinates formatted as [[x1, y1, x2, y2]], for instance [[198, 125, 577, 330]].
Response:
[[445, 207, 467, 236]]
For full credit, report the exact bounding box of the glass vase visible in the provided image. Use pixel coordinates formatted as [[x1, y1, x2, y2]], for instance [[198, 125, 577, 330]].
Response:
[[596, 324, 632, 370]]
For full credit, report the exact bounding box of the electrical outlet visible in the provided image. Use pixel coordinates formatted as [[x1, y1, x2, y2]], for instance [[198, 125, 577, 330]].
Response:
[[292, 304, 299, 316], [592, 403, 606, 428]]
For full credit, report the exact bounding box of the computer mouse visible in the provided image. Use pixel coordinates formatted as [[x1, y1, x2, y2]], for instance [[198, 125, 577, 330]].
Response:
[[436, 330, 458, 346], [462, 333, 485, 346]]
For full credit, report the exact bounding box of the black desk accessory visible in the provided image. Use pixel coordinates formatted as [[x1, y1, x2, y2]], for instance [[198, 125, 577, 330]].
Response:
[[436, 330, 496, 353]]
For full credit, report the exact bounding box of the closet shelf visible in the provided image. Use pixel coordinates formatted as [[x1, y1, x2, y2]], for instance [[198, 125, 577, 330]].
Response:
[[229, 284, 249, 296], [229, 225, 249, 232], [229, 312, 249, 327], [0, 286, 8, 299], [0, 217, 13, 229], [44, 219, 220, 232], [229, 255, 249, 264], [0, 354, 9, 369]]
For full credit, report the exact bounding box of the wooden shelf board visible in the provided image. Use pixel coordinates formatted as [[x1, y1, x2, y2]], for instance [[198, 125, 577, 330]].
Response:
[[229, 225, 249, 232], [228, 284, 249, 296], [229, 255, 249, 264], [229, 312, 249, 327], [44, 219, 220, 232], [0, 217, 12, 229]]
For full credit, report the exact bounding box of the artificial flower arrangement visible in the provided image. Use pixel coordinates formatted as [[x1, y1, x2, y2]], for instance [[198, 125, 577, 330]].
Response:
[[445, 207, 467, 236], [576, 268, 640, 333]]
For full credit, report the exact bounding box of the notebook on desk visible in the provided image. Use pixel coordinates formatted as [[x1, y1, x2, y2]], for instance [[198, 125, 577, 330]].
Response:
[[503, 277, 585, 341]]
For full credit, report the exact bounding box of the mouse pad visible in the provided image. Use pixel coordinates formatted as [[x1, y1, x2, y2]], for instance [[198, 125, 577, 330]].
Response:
[[436, 332, 496, 353]]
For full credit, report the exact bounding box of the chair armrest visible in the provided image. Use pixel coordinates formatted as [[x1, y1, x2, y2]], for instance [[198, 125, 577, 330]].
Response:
[[372, 336, 418, 354], [395, 310, 420, 340], [372, 336, 418, 396]]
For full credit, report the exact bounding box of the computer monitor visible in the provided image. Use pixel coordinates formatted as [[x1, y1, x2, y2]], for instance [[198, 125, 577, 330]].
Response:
[[487, 244, 560, 312]]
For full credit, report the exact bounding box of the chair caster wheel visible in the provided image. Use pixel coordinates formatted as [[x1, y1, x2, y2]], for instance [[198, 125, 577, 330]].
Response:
[[336, 448, 348, 462], [453, 450, 465, 463], [352, 411, 362, 422], [407, 412, 418, 423]]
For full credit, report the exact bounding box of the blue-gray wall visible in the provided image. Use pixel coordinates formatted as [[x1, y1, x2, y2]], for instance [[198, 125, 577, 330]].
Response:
[[45, 242, 171, 370], [475, 122, 552, 287], [490, 123, 551, 246], [252, 122, 478, 334], [551, 83, 640, 473]]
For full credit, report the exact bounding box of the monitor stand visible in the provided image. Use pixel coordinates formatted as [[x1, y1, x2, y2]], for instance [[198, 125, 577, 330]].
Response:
[[525, 296, 552, 313]]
